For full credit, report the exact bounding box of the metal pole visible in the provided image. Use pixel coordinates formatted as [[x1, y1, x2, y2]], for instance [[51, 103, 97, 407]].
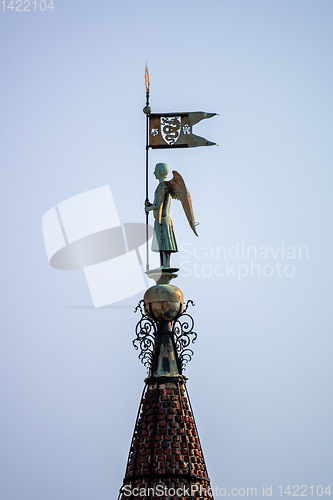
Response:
[[144, 64, 151, 272], [145, 89, 150, 272]]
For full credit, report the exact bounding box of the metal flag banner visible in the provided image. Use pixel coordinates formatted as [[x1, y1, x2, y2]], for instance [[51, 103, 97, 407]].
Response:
[[149, 112, 217, 148]]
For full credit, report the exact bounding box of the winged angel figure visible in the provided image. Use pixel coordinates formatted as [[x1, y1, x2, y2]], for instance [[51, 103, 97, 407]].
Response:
[[145, 163, 198, 268]]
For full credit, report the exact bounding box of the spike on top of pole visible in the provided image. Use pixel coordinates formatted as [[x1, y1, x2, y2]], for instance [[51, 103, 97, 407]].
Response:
[[144, 62, 150, 94], [143, 63, 151, 113]]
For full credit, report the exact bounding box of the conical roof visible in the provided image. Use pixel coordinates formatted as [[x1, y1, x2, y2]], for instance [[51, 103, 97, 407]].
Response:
[[118, 377, 213, 499], [118, 288, 214, 499]]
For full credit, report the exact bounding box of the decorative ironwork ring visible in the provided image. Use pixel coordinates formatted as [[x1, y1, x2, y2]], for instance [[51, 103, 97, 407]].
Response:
[[133, 299, 197, 372]]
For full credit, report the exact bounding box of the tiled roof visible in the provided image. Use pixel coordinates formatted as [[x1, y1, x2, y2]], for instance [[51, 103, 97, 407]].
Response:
[[119, 377, 213, 499]]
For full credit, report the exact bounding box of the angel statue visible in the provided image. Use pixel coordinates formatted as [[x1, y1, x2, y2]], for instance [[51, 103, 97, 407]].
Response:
[[145, 163, 198, 269]]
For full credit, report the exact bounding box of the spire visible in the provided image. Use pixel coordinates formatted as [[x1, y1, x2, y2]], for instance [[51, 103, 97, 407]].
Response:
[[117, 281, 214, 499], [120, 79, 217, 496]]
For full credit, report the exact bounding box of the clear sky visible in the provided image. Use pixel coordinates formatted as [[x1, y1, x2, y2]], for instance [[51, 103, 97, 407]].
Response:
[[1, 1, 333, 499]]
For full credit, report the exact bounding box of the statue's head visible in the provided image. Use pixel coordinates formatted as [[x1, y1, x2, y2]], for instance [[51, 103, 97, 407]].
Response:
[[154, 163, 169, 180]]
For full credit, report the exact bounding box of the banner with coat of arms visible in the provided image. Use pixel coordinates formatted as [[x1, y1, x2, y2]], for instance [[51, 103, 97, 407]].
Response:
[[148, 111, 217, 149]]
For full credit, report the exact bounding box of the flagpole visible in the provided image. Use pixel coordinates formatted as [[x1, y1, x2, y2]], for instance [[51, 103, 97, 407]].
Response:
[[143, 64, 151, 272]]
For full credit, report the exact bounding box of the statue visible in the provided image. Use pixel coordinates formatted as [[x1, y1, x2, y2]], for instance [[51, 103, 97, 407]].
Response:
[[145, 163, 198, 269]]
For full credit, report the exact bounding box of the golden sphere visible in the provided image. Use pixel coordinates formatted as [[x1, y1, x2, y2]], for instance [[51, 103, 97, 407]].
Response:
[[144, 284, 184, 322]]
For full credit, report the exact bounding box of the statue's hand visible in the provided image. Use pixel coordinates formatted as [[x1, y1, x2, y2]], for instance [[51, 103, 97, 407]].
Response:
[[144, 200, 153, 212]]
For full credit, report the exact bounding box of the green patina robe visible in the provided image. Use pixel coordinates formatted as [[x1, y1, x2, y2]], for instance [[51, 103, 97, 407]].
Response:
[[151, 182, 178, 253]]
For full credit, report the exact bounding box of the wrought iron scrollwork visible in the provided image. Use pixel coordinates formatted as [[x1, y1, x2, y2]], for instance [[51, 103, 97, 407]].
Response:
[[133, 299, 197, 372], [173, 300, 197, 370], [133, 300, 156, 369]]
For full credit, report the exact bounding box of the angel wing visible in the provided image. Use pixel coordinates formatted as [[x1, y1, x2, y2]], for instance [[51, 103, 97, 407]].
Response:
[[166, 171, 198, 236]]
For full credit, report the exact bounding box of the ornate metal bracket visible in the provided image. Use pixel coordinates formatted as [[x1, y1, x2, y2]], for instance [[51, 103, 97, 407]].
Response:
[[133, 300, 156, 370], [133, 299, 197, 372], [173, 300, 197, 371]]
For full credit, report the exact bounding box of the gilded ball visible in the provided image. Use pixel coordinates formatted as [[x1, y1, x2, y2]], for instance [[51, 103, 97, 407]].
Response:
[[144, 284, 184, 321]]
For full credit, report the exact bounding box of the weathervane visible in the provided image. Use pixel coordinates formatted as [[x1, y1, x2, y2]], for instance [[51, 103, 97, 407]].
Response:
[[143, 64, 217, 281]]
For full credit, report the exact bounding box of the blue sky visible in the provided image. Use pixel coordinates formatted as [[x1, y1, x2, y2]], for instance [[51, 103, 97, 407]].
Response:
[[1, 1, 333, 499]]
